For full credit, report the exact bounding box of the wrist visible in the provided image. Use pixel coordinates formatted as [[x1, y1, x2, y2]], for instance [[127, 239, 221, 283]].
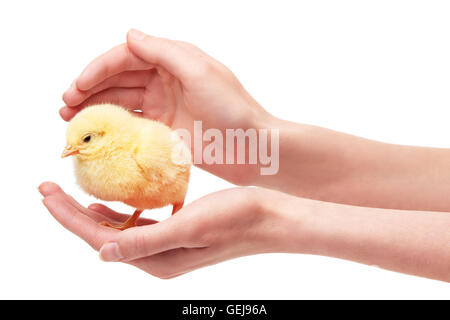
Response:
[[254, 188, 318, 254], [245, 113, 314, 191], [237, 112, 285, 187], [259, 189, 348, 256]]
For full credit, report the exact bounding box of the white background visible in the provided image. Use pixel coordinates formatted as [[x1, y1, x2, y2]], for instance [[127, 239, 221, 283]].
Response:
[[0, 0, 449, 299]]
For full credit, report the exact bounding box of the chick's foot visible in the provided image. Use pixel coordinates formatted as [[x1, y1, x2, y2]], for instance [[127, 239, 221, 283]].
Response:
[[172, 202, 184, 215], [100, 209, 143, 230]]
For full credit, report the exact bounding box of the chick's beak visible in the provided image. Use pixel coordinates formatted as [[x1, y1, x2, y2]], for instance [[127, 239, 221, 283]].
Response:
[[61, 144, 79, 158]]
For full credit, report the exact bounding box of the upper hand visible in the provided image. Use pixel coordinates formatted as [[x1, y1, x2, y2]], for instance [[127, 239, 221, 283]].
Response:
[[61, 29, 272, 185]]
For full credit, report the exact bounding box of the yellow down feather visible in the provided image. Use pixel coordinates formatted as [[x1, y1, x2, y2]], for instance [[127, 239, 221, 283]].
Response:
[[65, 104, 191, 211]]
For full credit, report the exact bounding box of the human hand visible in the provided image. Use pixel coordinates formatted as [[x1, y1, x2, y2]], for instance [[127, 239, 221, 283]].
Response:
[[39, 181, 450, 281], [38, 182, 303, 279], [61, 29, 273, 185]]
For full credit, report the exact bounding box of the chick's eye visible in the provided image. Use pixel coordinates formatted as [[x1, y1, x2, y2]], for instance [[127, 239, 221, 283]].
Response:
[[83, 135, 91, 143]]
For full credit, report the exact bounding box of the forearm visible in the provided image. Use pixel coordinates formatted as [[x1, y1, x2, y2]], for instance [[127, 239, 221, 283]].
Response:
[[272, 193, 450, 282], [254, 117, 450, 212]]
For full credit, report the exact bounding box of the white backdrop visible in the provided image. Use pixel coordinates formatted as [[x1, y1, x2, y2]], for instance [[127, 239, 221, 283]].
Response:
[[0, 0, 449, 299]]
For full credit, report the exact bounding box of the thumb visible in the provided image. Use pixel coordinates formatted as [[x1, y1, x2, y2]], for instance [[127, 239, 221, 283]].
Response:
[[127, 29, 196, 80], [99, 219, 187, 262]]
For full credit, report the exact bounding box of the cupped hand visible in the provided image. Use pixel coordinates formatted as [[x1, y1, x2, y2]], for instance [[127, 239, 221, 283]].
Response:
[[39, 182, 297, 279], [61, 29, 272, 184]]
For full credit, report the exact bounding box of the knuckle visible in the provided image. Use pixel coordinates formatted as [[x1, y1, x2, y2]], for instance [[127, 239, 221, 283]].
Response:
[[134, 232, 148, 255], [99, 59, 110, 83], [242, 189, 264, 214], [174, 40, 205, 56], [120, 230, 147, 258], [197, 231, 215, 247], [183, 226, 199, 246], [196, 230, 216, 247], [89, 229, 104, 251], [174, 40, 195, 48], [184, 223, 211, 247], [189, 60, 215, 80], [159, 37, 178, 53], [223, 188, 262, 215]]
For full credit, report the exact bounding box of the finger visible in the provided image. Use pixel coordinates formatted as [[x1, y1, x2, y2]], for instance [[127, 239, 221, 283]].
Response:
[[64, 70, 154, 107], [99, 214, 197, 262], [61, 106, 144, 119], [60, 105, 144, 122], [39, 182, 87, 215], [59, 106, 79, 121], [39, 182, 84, 211], [76, 43, 153, 91], [59, 87, 145, 121], [88, 203, 158, 226], [76, 87, 145, 110], [126, 247, 214, 279], [42, 194, 117, 250], [38, 181, 65, 197], [127, 29, 199, 81], [39, 182, 119, 224]]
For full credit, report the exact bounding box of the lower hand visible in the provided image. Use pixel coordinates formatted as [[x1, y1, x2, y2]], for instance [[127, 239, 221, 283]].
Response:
[[38, 182, 301, 279], [39, 181, 450, 281]]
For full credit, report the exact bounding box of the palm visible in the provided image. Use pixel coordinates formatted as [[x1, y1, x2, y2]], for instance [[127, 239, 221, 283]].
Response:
[[139, 66, 256, 133], [138, 69, 191, 129], [39, 182, 265, 279]]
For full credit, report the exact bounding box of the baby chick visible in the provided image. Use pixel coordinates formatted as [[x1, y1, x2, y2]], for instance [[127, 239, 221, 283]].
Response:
[[61, 104, 191, 230]]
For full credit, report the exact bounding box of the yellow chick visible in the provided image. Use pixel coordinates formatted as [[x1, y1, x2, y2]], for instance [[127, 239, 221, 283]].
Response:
[[61, 104, 191, 230]]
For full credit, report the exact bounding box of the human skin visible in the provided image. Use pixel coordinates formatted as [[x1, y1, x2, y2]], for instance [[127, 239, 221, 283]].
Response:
[[61, 29, 450, 212], [48, 29, 450, 281], [38, 182, 450, 282]]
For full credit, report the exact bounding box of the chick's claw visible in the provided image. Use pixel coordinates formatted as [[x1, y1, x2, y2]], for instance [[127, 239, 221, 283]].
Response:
[[100, 209, 143, 231], [99, 221, 131, 231], [172, 202, 184, 215]]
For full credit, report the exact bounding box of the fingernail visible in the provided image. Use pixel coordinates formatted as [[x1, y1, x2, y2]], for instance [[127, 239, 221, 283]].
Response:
[[99, 242, 123, 262], [42, 197, 49, 208], [128, 29, 145, 41], [67, 79, 77, 91], [63, 80, 77, 101]]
